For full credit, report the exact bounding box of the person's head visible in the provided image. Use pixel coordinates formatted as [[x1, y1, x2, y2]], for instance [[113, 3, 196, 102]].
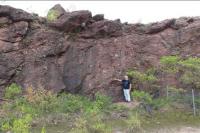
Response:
[[124, 75, 128, 80]]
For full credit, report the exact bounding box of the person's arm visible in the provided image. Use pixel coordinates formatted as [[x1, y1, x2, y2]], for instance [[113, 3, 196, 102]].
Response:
[[129, 83, 132, 91], [113, 78, 122, 82]]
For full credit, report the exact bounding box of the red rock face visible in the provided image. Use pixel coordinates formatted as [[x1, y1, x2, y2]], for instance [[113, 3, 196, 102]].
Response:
[[1, 5, 200, 100]]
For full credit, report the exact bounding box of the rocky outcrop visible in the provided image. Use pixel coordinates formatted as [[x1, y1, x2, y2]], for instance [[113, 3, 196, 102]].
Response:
[[0, 5, 34, 22], [79, 20, 122, 38], [47, 6, 92, 33], [1, 5, 200, 100], [49, 4, 66, 19], [92, 14, 104, 21]]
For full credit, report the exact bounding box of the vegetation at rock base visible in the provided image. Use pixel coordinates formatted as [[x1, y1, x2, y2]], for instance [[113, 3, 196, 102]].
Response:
[[4, 83, 22, 99], [160, 56, 200, 89], [160, 55, 180, 73], [126, 68, 158, 93], [128, 55, 200, 99], [127, 55, 200, 92], [2, 56, 200, 132], [0, 84, 118, 133]]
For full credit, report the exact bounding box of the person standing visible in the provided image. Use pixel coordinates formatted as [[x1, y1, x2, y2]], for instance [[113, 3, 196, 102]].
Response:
[[114, 75, 132, 102]]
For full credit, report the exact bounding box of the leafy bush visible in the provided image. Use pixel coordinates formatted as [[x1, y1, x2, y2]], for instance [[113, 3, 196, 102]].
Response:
[[47, 9, 59, 21], [24, 87, 59, 114], [151, 98, 170, 110], [160, 56, 200, 90], [160, 55, 180, 73], [132, 90, 170, 110], [1, 83, 117, 132], [93, 92, 112, 111], [178, 57, 200, 70], [127, 69, 158, 92], [1, 114, 32, 133], [127, 69, 157, 83], [12, 114, 32, 133], [132, 90, 153, 104], [58, 93, 84, 113], [178, 57, 200, 89], [4, 83, 22, 99], [1, 122, 10, 132]]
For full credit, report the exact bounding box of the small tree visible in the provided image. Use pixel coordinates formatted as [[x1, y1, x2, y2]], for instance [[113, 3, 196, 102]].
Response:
[[160, 56, 200, 90], [159, 56, 181, 95], [178, 57, 200, 89], [160, 55, 180, 73], [126, 68, 158, 92]]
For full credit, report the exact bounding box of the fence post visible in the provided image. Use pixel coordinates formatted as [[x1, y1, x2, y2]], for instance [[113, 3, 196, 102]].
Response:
[[192, 89, 196, 116], [166, 85, 169, 99]]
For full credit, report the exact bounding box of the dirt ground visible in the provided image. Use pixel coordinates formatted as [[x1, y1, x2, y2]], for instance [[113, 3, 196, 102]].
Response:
[[149, 127, 200, 133], [115, 127, 200, 133], [115, 101, 200, 133]]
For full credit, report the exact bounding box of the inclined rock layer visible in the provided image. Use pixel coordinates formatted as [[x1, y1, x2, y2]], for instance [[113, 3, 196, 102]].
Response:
[[1, 5, 200, 100]]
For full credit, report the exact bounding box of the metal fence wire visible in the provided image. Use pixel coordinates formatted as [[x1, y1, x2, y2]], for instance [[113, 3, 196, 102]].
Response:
[[166, 86, 200, 116]]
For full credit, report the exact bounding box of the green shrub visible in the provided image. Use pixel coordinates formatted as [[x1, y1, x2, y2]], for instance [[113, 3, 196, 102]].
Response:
[[4, 83, 22, 99], [47, 9, 59, 21], [178, 57, 200, 70], [127, 70, 157, 83], [79, 92, 112, 114], [58, 93, 84, 113], [10, 97, 37, 117], [160, 55, 180, 73], [93, 92, 112, 111], [1, 121, 10, 132], [1, 114, 32, 133], [25, 87, 61, 114], [12, 114, 32, 133], [160, 55, 180, 65], [132, 90, 153, 104], [127, 69, 158, 92], [178, 57, 200, 89], [132, 90, 170, 110], [1, 84, 115, 132], [160, 56, 200, 90], [151, 98, 170, 110]]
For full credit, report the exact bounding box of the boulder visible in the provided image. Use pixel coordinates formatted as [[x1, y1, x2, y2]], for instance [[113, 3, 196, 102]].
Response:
[[0, 21, 28, 43], [144, 19, 175, 34], [170, 17, 196, 30], [79, 20, 122, 38], [92, 14, 104, 21], [0, 17, 12, 26], [0, 5, 34, 22], [48, 4, 66, 19], [48, 10, 92, 32]]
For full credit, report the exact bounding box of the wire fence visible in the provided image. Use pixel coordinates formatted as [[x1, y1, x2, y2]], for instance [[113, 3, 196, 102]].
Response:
[[166, 86, 200, 116]]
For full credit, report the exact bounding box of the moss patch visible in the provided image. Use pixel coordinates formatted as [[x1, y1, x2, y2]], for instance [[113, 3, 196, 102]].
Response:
[[47, 9, 59, 22]]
